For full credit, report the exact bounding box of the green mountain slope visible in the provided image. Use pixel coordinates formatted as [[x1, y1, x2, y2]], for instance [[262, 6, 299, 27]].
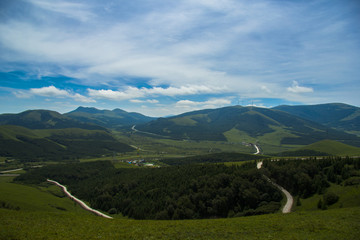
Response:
[[273, 103, 360, 136], [301, 140, 360, 156], [274, 140, 360, 157], [0, 125, 134, 161], [0, 110, 104, 130], [65, 107, 154, 129], [136, 106, 360, 147]]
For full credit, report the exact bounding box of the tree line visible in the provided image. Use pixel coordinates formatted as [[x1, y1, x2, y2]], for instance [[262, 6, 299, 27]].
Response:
[[16, 161, 282, 219], [261, 156, 360, 198]]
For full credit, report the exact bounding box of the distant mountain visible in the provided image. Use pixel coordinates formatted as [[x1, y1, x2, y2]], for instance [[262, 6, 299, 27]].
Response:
[[0, 110, 104, 130], [274, 140, 360, 157], [136, 106, 360, 147], [0, 125, 134, 161], [273, 103, 360, 136], [65, 107, 155, 129]]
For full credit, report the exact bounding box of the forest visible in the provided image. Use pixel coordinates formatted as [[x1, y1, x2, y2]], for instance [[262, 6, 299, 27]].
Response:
[[261, 156, 360, 198], [15, 161, 282, 219], [15, 156, 360, 220], [160, 152, 268, 165]]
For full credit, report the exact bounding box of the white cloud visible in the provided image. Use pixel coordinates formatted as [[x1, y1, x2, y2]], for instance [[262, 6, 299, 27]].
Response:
[[287, 81, 314, 93], [30, 85, 69, 97], [175, 98, 232, 109], [130, 99, 159, 104], [127, 97, 232, 117], [130, 99, 144, 103], [1, 0, 359, 111], [88, 85, 226, 101], [87, 87, 144, 101], [15, 86, 95, 103]]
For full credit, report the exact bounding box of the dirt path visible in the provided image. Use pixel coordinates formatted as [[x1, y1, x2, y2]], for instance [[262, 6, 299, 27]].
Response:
[[0, 168, 23, 173], [47, 179, 113, 219]]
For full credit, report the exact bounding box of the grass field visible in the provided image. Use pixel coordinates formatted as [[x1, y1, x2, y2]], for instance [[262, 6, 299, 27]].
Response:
[[0, 176, 91, 214], [1, 205, 359, 239], [1, 175, 360, 239], [114, 130, 255, 155], [301, 140, 360, 156], [294, 183, 360, 212]]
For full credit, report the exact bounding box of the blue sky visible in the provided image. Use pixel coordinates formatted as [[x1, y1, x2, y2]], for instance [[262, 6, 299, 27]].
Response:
[[0, 0, 359, 116]]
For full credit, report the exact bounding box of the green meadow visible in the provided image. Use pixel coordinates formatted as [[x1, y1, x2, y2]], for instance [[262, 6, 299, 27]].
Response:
[[1, 171, 360, 239], [1, 203, 359, 239]]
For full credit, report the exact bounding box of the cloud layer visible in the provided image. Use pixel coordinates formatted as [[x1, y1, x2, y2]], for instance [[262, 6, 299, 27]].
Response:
[[0, 0, 359, 115], [15, 86, 95, 103]]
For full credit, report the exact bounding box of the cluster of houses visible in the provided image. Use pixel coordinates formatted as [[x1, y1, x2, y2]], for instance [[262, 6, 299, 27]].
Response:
[[126, 159, 155, 167]]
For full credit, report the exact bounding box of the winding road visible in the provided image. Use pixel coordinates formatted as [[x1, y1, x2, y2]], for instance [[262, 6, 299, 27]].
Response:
[[257, 161, 293, 213], [253, 144, 260, 155], [47, 179, 113, 219]]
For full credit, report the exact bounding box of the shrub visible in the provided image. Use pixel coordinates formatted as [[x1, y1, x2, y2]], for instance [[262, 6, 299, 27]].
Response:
[[323, 192, 339, 206]]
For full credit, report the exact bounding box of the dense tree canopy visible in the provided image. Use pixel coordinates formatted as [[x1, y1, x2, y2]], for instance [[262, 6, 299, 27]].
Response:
[[16, 161, 282, 219]]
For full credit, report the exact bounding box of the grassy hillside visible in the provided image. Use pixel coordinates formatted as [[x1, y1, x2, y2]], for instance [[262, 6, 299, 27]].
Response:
[[136, 106, 360, 147], [302, 140, 360, 156], [0, 125, 135, 161], [65, 106, 154, 129], [274, 103, 360, 136], [1, 174, 360, 239], [1, 158, 360, 239], [0, 176, 91, 214], [0, 109, 105, 130], [1, 205, 359, 239], [295, 183, 360, 212], [160, 152, 268, 165], [275, 140, 360, 157]]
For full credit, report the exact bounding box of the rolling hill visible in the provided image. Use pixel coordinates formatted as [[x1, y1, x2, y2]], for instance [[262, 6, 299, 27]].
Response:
[[275, 140, 360, 157], [0, 125, 134, 161], [0, 110, 104, 130], [273, 103, 360, 136], [302, 140, 360, 156], [65, 107, 154, 129], [135, 106, 360, 147]]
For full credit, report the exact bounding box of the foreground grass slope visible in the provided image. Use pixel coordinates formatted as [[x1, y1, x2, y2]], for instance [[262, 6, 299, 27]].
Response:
[[1, 207, 359, 239], [2, 170, 360, 239], [0, 176, 91, 214]]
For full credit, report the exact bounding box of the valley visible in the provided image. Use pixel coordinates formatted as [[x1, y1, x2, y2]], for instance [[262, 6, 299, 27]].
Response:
[[1, 103, 360, 239]]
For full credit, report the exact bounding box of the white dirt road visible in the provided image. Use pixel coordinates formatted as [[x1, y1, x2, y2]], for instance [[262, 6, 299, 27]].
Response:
[[257, 161, 293, 213], [47, 179, 113, 219]]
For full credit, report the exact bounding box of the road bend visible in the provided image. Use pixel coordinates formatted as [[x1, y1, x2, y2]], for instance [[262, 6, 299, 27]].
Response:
[[47, 179, 113, 219], [253, 144, 260, 155], [256, 161, 293, 213]]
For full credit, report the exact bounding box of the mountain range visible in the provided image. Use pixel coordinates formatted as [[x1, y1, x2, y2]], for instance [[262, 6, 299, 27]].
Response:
[[135, 105, 360, 147], [0, 109, 105, 130], [0, 109, 138, 161], [64, 107, 154, 129], [273, 103, 360, 136], [0, 103, 359, 161]]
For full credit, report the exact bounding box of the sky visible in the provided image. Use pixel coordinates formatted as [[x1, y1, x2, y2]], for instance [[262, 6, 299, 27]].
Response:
[[0, 0, 359, 117]]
